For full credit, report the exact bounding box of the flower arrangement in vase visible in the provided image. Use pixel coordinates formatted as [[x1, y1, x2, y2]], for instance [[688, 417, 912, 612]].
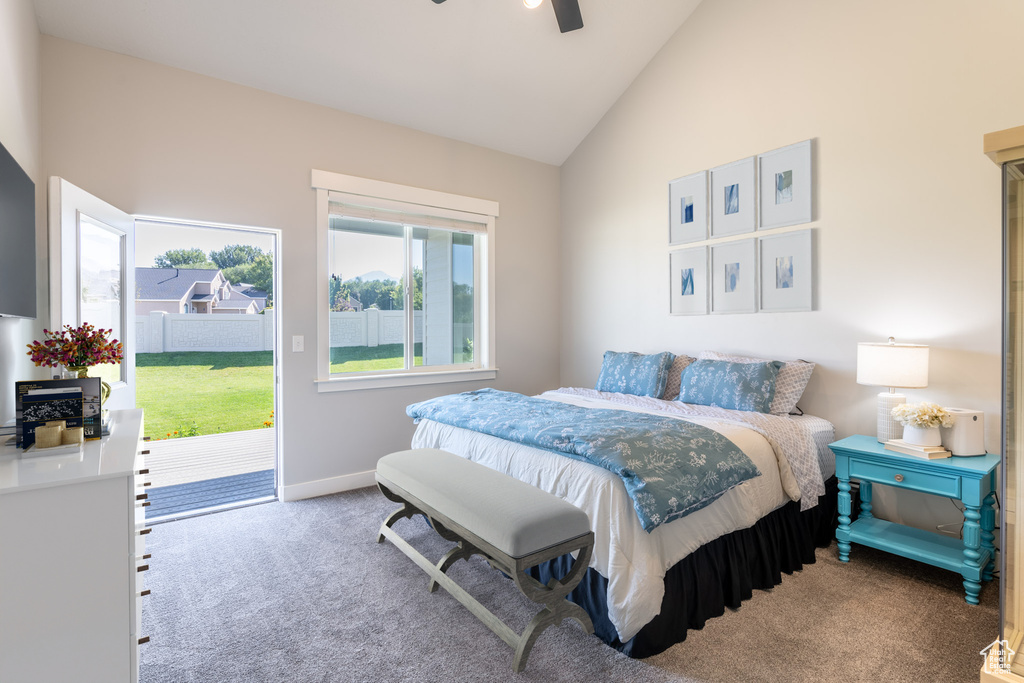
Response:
[[891, 401, 954, 447], [26, 323, 124, 403]]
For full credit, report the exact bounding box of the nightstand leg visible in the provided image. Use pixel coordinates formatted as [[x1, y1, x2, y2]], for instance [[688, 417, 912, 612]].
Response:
[[982, 492, 997, 581], [837, 477, 852, 562], [859, 481, 873, 520], [962, 503, 983, 605]]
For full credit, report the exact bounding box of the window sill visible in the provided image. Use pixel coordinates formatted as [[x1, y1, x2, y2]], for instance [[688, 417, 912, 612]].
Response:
[[315, 367, 498, 393]]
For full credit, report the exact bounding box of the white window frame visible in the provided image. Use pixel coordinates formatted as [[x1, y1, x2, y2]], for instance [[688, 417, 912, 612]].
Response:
[[313, 169, 498, 392]]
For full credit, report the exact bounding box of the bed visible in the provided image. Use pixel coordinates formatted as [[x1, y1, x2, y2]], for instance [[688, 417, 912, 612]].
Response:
[[406, 353, 837, 657]]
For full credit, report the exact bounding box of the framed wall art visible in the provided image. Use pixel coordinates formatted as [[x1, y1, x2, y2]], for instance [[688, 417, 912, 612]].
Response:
[[710, 239, 756, 314], [669, 246, 708, 315], [759, 228, 812, 312], [668, 171, 708, 245], [758, 140, 812, 229], [710, 156, 755, 238]]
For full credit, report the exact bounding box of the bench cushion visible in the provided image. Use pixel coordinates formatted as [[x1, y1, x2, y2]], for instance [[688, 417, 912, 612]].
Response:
[[376, 449, 591, 559]]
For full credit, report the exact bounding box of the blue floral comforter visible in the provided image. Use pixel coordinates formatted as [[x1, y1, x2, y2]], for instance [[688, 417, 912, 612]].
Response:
[[406, 388, 761, 532]]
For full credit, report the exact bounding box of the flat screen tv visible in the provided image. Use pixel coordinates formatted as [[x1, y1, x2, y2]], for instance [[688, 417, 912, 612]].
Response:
[[0, 138, 36, 319]]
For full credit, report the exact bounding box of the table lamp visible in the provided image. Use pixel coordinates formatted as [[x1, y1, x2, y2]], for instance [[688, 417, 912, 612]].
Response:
[[856, 337, 929, 442]]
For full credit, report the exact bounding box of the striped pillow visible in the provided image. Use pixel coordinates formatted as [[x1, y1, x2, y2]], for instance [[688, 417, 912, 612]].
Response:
[[661, 354, 696, 401]]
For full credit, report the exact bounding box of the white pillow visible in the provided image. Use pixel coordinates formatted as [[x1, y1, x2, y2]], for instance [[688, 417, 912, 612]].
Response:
[[661, 354, 695, 401], [698, 351, 814, 415]]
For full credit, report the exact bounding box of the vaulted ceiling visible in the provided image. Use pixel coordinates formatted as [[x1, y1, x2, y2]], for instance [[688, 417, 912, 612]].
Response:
[[31, 0, 702, 165]]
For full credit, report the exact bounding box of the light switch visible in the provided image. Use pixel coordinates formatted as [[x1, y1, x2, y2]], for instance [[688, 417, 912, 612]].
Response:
[[292, 335, 304, 352]]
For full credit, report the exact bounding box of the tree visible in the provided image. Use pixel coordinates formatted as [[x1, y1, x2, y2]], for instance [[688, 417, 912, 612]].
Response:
[[154, 248, 215, 269], [329, 275, 355, 311], [222, 252, 275, 306], [453, 282, 473, 323], [210, 244, 263, 269]]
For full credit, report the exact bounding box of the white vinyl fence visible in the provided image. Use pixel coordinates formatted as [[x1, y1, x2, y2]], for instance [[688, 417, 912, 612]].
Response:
[[137, 311, 275, 353], [329, 310, 422, 347], [136, 309, 468, 354]]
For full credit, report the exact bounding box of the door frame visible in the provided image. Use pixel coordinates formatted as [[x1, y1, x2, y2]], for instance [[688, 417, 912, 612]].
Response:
[[134, 215, 284, 499]]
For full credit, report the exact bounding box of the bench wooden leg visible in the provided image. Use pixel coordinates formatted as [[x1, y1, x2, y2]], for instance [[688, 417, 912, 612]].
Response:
[[510, 544, 595, 672], [376, 483, 424, 544], [377, 490, 596, 673], [429, 541, 476, 593], [512, 601, 592, 673]]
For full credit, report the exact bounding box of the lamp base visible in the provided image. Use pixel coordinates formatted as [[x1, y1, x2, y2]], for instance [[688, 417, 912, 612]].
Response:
[[877, 392, 906, 443]]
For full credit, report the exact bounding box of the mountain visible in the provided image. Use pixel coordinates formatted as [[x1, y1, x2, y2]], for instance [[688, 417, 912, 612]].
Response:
[[345, 270, 399, 283]]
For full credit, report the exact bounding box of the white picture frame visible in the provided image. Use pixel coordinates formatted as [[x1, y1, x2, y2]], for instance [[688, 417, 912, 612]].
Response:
[[710, 156, 755, 238], [710, 239, 756, 314], [669, 246, 708, 315], [759, 229, 812, 312], [758, 140, 812, 229], [668, 171, 708, 245]]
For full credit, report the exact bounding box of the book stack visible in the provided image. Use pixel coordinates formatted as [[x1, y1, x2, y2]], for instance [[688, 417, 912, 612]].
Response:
[[884, 439, 951, 459]]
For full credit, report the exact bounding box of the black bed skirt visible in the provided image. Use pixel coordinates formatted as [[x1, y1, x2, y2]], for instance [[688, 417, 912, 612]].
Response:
[[526, 476, 839, 658]]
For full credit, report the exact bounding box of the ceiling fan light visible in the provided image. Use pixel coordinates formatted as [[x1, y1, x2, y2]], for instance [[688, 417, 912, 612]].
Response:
[[524, 0, 543, 9]]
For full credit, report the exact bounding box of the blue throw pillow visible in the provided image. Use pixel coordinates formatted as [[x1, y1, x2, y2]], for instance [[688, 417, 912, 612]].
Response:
[[595, 351, 676, 398], [677, 359, 782, 413]]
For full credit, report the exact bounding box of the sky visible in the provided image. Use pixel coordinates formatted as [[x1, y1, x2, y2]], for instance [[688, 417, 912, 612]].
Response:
[[329, 231, 405, 281], [135, 220, 472, 286], [329, 231, 474, 285], [135, 221, 275, 267]]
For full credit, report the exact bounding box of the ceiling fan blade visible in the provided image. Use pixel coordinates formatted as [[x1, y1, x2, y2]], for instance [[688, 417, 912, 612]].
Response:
[[550, 0, 583, 33]]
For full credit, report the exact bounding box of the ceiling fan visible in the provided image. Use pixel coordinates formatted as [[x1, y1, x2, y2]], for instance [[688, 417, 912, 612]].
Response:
[[430, 0, 584, 34]]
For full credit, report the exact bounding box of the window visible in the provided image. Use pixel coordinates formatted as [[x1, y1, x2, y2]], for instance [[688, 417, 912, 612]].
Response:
[[78, 213, 126, 387], [313, 170, 497, 391]]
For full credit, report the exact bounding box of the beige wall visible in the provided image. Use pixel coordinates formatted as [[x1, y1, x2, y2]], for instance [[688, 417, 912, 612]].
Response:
[[560, 0, 1024, 529], [0, 0, 46, 424], [41, 36, 561, 495]]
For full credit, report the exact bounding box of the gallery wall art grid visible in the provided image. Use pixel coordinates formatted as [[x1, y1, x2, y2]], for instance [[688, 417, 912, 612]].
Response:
[[667, 139, 814, 315]]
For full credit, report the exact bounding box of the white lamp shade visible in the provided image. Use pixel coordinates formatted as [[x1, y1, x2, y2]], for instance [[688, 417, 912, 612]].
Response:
[[856, 341, 929, 388]]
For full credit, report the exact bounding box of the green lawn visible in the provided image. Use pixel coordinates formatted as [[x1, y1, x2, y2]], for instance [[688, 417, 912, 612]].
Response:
[[137, 346, 417, 438], [330, 343, 422, 373], [136, 351, 275, 439]]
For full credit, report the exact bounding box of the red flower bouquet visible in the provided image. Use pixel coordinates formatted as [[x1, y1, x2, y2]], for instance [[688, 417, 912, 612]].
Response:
[[26, 323, 124, 369]]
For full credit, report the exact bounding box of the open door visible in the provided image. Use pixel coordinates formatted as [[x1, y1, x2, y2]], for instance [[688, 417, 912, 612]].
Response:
[[48, 178, 136, 411]]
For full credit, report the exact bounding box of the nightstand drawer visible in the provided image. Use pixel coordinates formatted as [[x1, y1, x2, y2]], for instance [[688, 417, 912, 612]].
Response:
[[849, 458, 961, 497]]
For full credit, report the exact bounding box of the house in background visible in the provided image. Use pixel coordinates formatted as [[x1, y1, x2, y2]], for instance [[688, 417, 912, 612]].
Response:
[[234, 283, 269, 311], [135, 267, 265, 315]]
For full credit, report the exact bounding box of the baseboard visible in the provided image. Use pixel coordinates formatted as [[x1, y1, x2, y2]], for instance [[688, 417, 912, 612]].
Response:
[[280, 470, 376, 501]]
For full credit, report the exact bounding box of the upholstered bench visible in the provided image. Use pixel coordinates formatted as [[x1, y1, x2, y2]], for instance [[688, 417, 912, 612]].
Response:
[[375, 448, 595, 672]]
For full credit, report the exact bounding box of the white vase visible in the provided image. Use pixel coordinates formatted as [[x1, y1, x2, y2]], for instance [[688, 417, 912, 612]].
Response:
[[902, 425, 942, 447]]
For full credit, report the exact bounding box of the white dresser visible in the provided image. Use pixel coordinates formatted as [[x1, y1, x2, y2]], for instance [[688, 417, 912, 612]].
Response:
[[0, 409, 150, 683]]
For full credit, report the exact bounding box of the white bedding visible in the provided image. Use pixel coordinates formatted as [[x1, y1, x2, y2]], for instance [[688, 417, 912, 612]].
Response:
[[410, 388, 835, 642]]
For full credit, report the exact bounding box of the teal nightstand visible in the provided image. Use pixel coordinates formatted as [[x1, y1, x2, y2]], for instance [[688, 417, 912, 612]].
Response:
[[830, 435, 1000, 604]]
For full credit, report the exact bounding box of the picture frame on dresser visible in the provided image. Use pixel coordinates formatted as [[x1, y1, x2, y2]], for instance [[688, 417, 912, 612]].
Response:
[[710, 156, 756, 238], [758, 140, 812, 229], [710, 239, 756, 314], [759, 228, 813, 312], [669, 246, 708, 315], [668, 171, 708, 245]]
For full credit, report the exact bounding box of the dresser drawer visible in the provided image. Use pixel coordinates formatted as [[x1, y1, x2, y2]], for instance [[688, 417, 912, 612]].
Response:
[[849, 458, 961, 497]]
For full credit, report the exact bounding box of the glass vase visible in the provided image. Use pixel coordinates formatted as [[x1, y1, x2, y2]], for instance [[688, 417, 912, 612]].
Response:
[[65, 365, 111, 405]]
